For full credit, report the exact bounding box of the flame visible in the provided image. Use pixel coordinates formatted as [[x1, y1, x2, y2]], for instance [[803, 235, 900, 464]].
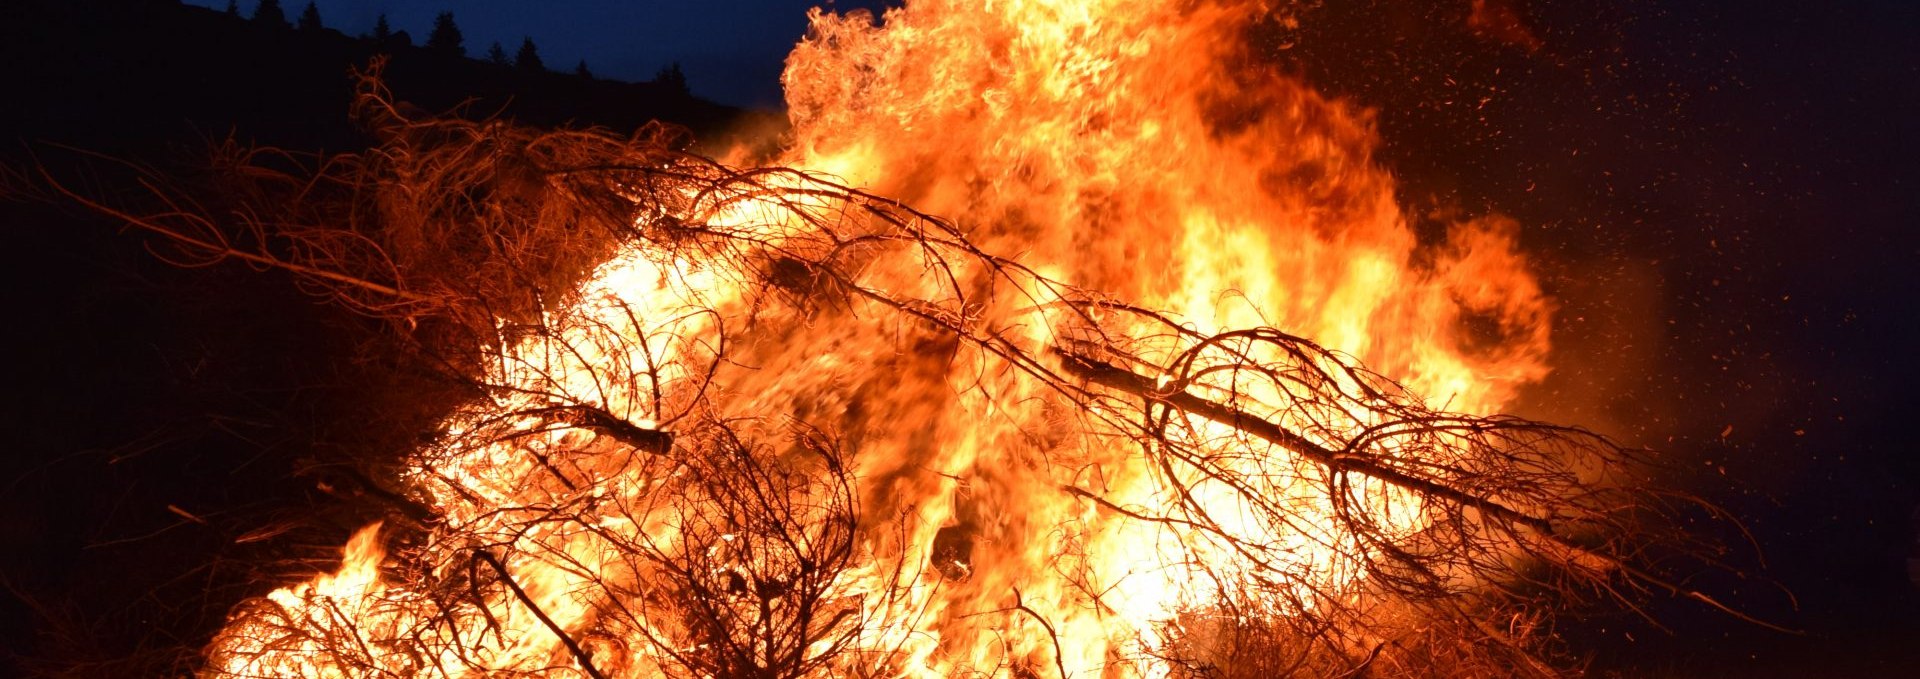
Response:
[[781, 0, 1547, 407], [207, 1, 1554, 677]]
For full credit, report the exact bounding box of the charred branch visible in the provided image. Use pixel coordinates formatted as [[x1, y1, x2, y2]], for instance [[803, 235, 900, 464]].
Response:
[[475, 550, 610, 679], [1053, 345, 1557, 534], [532, 405, 674, 455]]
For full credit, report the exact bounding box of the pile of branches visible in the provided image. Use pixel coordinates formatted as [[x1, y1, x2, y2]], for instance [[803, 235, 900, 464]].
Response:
[[57, 66, 1764, 679]]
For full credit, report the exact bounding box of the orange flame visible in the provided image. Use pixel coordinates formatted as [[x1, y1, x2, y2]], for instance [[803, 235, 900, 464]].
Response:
[[207, 1, 1553, 677]]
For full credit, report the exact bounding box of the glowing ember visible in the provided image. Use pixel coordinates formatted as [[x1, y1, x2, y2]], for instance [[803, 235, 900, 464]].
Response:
[[196, 3, 1675, 678]]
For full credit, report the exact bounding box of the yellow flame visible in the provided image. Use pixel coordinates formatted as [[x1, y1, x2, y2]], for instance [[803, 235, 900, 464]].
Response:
[[207, 1, 1553, 677]]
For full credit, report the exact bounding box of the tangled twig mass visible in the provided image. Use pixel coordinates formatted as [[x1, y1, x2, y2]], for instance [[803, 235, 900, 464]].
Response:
[[60, 68, 1749, 679]]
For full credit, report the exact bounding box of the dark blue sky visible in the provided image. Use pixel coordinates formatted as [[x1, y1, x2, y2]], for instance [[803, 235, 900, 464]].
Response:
[[189, 1, 899, 107]]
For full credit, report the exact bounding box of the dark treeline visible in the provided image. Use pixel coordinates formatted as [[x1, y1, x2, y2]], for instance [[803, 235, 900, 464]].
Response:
[[2, 0, 739, 155]]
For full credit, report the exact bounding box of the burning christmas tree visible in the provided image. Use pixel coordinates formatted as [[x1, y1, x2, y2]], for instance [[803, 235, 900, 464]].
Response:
[[56, 2, 1769, 677]]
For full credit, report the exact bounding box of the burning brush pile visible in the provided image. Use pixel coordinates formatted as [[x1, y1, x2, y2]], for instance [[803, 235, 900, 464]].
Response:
[[75, 1, 1757, 677]]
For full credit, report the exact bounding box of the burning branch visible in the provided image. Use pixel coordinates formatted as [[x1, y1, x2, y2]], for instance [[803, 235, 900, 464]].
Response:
[[475, 550, 610, 679]]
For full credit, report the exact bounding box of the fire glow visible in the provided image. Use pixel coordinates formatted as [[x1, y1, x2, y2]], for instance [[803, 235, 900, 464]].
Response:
[[194, 2, 1689, 678]]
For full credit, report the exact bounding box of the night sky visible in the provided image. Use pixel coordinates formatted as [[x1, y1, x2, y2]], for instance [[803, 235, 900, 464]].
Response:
[[184, 0, 900, 107], [1266, 5, 1918, 669], [4, 0, 1918, 676]]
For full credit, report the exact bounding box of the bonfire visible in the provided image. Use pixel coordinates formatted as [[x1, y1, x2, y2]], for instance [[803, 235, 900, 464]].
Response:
[[58, 2, 1764, 677]]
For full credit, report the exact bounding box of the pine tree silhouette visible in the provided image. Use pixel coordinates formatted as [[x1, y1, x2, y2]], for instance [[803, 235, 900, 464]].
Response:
[[486, 42, 510, 66], [225, 0, 239, 16], [370, 14, 391, 41], [426, 12, 465, 57], [297, 2, 323, 32], [655, 62, 689, 96], [253, 0, 289, 29], [575, 60, 593, 79], [515, 37, 545, 73]]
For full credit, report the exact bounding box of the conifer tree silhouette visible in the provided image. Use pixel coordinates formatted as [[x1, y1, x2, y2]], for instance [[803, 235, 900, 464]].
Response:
[[369, 14, 396, 46], [252, 0, 289, 29], [297, 2, 323, 32], [515, 37, 545, 72], [426, 12, 464, 57], [655, 62, 689, 96]]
